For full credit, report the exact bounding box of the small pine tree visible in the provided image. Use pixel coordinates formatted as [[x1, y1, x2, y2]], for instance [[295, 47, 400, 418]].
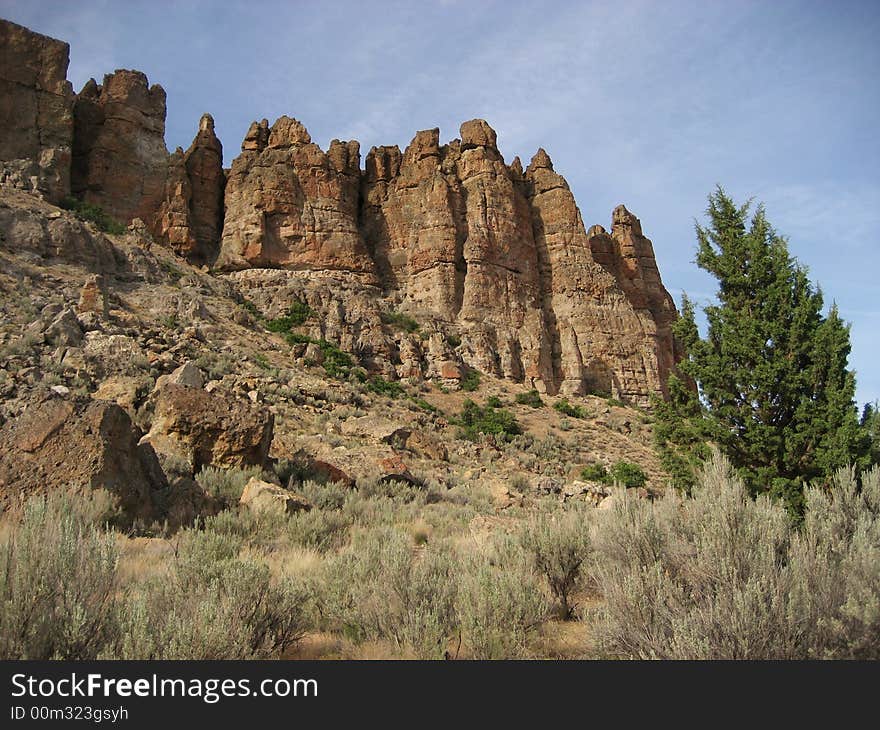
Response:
[[655, 188, 867, 514]]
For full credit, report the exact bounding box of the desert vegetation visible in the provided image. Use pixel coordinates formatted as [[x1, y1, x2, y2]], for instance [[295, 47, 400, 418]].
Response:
[[2, 451, 877, 660]]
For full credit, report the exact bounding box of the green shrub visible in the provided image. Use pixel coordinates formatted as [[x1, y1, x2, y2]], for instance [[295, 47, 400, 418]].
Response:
[[457, 547, 547, 659], [459, 368, 481, 392], [486, 395, 503, 408], [60, 196, 126, 234], [0, 494, 118, 659], [519, 511, 592, 618], [314, 528, 457, 658], [515, 389, 544, 408], [195, 465, 264, 504], [287, 509, 351, 553], [112, 550, 307, 659], [296, 479, 351, 511], [588, 451, 880, 659], [607, 461, 647, 488], [553, 398, 587, 419], [455, 399, 522, 442], [446, 333, 462, 348], [381, 310, 420, 333], [317, 340, 354, 379], [581, 463, 608, 483], [410, 397, 441, 415], [366, 375, 406, 399], [266, 299, 313, 333]]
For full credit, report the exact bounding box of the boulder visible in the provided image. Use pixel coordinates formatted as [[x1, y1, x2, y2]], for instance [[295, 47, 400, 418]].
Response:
[[405, 430, 448, 461], [378, 454, 420, 487], [0, 394, 163, 524], [239, 477, 311, 517], [141, 383, 273, 473], [308, 459, 356, 488]]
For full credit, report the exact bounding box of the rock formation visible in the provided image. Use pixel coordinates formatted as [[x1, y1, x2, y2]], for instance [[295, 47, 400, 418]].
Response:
[[0, 19, 73, 202], [71, 69, 168, 224], [223, 118, 679, 404], [0, 394, 164, 524], [0, 18, 682, 405], [216, 115, 375, 278]]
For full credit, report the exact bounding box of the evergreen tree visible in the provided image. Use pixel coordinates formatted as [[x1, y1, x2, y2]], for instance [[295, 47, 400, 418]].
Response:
[[656, 188, 867, 514]]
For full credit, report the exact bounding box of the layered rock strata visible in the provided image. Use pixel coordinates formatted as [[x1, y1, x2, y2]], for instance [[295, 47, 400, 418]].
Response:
[[0, 19, 74, 202], [0, 19, 680, 405]]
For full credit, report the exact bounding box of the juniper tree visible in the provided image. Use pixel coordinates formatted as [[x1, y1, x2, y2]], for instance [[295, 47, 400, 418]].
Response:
[[656, 188, 867, 514]]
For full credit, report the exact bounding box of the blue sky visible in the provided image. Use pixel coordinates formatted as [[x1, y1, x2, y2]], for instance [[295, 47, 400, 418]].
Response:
[[4, 0, 879, 405]]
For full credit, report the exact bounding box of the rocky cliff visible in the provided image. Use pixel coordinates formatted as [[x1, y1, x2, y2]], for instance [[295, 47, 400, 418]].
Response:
[[0, 19, 73, 202], [0, 18, 680, 405]]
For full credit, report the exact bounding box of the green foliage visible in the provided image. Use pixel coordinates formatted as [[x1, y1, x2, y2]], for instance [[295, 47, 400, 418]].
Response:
[[589, 452, 880, 659], [861, 402, 880, 466], [366, 375, 406, 399], [410, 397, 441, 415], [313, 528, 457, 658], [553, 398, 587, 419], [287, 509, 351, 553], [317, 340, 355, 379], [0, 495, 118, 659], [457, 547, 547, 659], [655, 188, 868, 515], [455, 399, 522, 442], [111, 527, 307, 659], [266, 299, 313, 334], [381, 310, 420, 333], [239, 298, 262, 320], [486, 395, 503, 408], [459, 368, 481, 392], [446, 333, 462, 348], [60, 196, 126, 234], [515, 389, 544, 408], [580, 463, 608, 483], [608, 461, 647, 488]]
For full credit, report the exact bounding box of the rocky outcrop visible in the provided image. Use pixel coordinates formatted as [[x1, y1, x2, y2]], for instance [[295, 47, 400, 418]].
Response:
[[0, 394, 164, 524], [141, 383, 274, 473], [216, 116, 375, 278], [524, 148, 673, 402], [183, 113, 225, 262], [0, 19, 73, 203], [588, 205, 680, 395], [219, 118, 678, 405], [71, 70, 168, 225], [0, 18, 681, 405]]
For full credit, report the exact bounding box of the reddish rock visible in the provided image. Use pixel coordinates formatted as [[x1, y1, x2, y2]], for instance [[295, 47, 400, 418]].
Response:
[[216, 115, 376, 279], [378, 454, 420, 487], [0, 19, 74, 202], [0, 395, 164, 524], [308, 459, 356, 488], [71, 69, 168, 225], [141, 383, 274, 473]]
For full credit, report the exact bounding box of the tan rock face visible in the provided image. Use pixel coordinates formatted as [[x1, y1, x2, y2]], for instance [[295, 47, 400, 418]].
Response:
[[216, 115, 375, 278], [0, 395, 164, 524], [0, 19, 679, 405], [223, 118, 678, 405], [142, 383, 274, 472], [0, 19, 74, 202], [71, 70, 168, 225]]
